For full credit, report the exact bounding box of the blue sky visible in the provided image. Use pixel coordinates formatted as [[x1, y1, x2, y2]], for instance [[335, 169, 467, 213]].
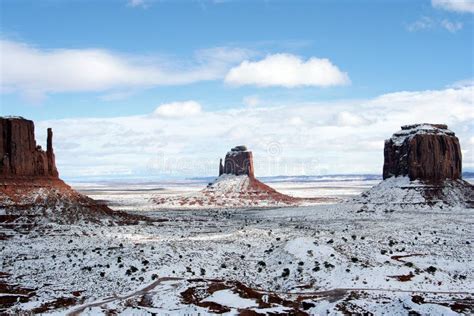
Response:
[[0, 0, 473, 179]]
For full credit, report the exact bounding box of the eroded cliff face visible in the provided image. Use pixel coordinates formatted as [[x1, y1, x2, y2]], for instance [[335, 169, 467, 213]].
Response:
[[0, 116, 144, 225], [356, 123, 472, 210], [222, 145, 255, 178], [0, 117, 58, 179], [383, 124, 462, 182]]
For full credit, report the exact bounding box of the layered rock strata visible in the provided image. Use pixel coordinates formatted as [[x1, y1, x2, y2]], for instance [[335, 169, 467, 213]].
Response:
[[221, 145, 255, 178], [356, 124, 472, 210], [0, 117, 58, 178], [0, 117, 145, 224], [383, 124, 462, 182]]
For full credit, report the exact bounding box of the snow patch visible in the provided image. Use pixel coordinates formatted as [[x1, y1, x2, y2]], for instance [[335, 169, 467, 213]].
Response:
[[352, 176, 473, 211], [152, 174, 300, 209], [390, 124, 454, 146], [202, 289, 258, 309], [285, 237, 336, 260]]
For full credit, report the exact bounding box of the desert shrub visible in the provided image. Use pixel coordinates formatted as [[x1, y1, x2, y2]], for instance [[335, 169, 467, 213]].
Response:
[[426, 266, 437, 274]]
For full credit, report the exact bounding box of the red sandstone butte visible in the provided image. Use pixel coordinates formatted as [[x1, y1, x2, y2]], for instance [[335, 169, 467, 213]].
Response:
[[0, 117, 58, 178], [383, 124, 462, 182], [221, 145, 255, 178], [356, 124, 472, 209], [0, 116, 145, 224], [154, 145, 336, 208]]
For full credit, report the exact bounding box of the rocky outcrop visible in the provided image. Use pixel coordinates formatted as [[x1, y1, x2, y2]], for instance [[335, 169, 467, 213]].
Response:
[[0, 116, 146, 225], [46, 128, 59, 178], [383, 124, 462, 182], [219, 159, 224, 176], [154, 146, 335, 208], [0, 117, 58, 178], [355, 124, 472, 210], [222, 145, 255, 178]]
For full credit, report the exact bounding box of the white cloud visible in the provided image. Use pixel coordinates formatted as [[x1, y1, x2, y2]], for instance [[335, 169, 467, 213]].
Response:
[[448, 78, 474, 88], [243, 95, 261, 107], [224, 53, 350, 88], [440, 19, 463, 32], [432, 0, 474, 13], [288, 116, 304, 126], [336, 111, 369, 127], [99, 91, 136, 101], [0, 39, 253, 101], [153, 101, 202, 118], [38, 85, 474, 178], [407, 17, 436, 32], [407, 17, 463, 32], [128, 0, 148, 8]]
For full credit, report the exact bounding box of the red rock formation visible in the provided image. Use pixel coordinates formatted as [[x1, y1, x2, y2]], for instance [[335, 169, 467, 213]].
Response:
[[219, 158, 224, 176], [47, 128, 59, 178], [0, 116, 146, 224], [0, 117, 58, 179], [154, 145, 337, 208], [383, 124, 462, 182], [222, 145, 255, 178], [356, 124, 473, 210]]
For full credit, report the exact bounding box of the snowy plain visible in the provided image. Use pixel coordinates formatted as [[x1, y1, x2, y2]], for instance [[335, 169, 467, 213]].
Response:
[[1, 176, 473, 315]]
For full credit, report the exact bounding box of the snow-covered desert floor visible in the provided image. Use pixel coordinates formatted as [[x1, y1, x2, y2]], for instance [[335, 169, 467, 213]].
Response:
[[1, 177, 473, 315]]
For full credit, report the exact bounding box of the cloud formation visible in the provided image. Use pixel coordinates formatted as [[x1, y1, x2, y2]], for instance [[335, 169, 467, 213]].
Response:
[[127, 0, 148, 8], [0, 39, 349, 101], [0, 39, 252, 101], [407, 17, 463, 32], [243, 95, 261, 107], [37, 84, 474, 179], [153, 101, 202, 118], [225, 54, 350, 88], [440, 19, 463, 32], [432, 0, 474, 13], [336, 111, 369, 127]]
